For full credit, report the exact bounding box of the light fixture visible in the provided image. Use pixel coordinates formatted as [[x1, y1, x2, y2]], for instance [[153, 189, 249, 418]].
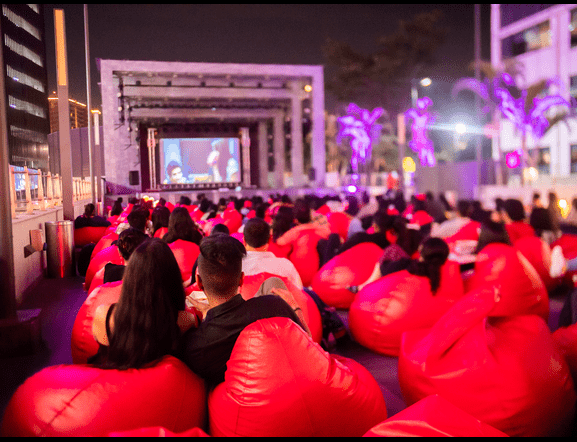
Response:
[[455, 123, 466, 134], [304, 84, 312, 92], [420, 77, 432, 87]]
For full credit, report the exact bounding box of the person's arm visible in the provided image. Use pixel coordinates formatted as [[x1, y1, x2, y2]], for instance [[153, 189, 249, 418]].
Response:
[[276, 224, 315, 246], [357, 262, 382, 291], [269, 287, 312, 338], [92, 303, 114, 345]]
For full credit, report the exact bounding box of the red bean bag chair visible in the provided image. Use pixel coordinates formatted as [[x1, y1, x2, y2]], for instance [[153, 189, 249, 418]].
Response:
[[165, 201, 175, 212], [268, 240, 291, 259], [230, 232, 244, 243], [71, 281, 122, 364], [202, 217, 224, 236], [107, 215, 119, 225], [208, 317, 388, 437], [87, 267, 107, 295], [168, 239, 200, 285], [443, 220, 480, 244], [0, 356, 206, 437], [505, 221, 535, 245], [222, 208, 242, 234], [363, 394, 508, 437], [411, 210, 434, 227], [239, 272, 322, 344], [514, 235, 561, 291], [84, 245, 123, 291], [348, 260, 464, 356], [398, 288, 576, 437], [91, 232, 118, 260], [109, 426, 210, 437], [288, 230, 323, 287], [190, 208, 204, 222], [327, 211, 350, 241], [153, 227, 168, 238], [552, 323, 577, 382], [552, 234, 577, 281], [74, 226, 109, 247], [467, 243, 549, 321], [311, 242, 384, 309]]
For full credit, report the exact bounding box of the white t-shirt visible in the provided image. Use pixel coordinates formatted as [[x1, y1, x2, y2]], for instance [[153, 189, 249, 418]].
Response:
[[242, 251, 303, 289]]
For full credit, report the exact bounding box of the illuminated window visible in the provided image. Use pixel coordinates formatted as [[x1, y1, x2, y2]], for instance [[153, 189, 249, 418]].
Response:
[[4, 35, 43, 66], [2, 6, 41, 40], [7, 65, 44, 92], [571, 145, 577, 174], [502, 21, 551, 57], [8, 95, 46, 118], [571, 8, 577, 47], [27, 4, 39, 14], [536, 146, 550, 175]]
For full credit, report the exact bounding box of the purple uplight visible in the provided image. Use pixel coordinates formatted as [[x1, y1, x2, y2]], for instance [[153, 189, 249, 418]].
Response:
[[505, 151, 520, 168], [405, 97, 436, 167]]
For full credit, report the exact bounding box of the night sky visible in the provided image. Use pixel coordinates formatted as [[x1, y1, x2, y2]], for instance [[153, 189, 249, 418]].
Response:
[[43, 4, 491, 113]]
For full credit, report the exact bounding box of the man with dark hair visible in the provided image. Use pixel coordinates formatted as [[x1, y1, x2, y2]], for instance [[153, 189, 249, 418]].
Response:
[[242, 218, 303, 289], [103, 228, 149, 283], [179, 234, 305, 387], [430, 199, 472, 239], [501, 198, 535, 244]]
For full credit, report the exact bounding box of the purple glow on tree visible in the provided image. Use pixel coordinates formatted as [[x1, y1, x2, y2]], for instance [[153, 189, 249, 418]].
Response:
[[405, 96, 436, 167], [337, 103, 384, 175], [505, 151, 520, 168]]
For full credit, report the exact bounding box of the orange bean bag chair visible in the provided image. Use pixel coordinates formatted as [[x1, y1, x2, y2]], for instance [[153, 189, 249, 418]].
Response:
[[74, 226, 109, 247], [91, 232, 118, 260], [363, 394, 508, 437], [288, 230, 323, 287], [311, 242, 384, 309], [208, 317, 388, 437], [71, 281, 122, 364], [239, 272, 322, 344], [222, 208, 243, 234], [327, 211, 350, 241], [467, 243, 549, 321], [552, 322, 577, 382], [84, 245, 123, 291], [168, 239, 200, 285], [348, 260, 464, 356], [398, 288, 576, 437], [514, 235, 561, 291], [0, 356, 206, 437]]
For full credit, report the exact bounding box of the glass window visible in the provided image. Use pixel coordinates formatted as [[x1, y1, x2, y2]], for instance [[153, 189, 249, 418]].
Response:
[[500, 4, 554, 28], [502, 21, 551, 58], [4, 35, 43, 67], [571, 145, 577, 174], [27, 4, 39, 14], [2, 6, 41, 40], [571, 8, 577, 47], [7, 65, 44, 92], [8, 95, 46, 118], [536, 146, 550, 175]]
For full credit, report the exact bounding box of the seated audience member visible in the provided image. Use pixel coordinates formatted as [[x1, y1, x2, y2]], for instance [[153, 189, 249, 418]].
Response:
[[178, 195, 192, 207], [563, 197, 577, 226], [109, 198, 124, 217], [151, 205, 171, 238], [438, 192, 454, 215], [179, 234, 305, 387], [547, 191, 563, 227], [425, 192, 447, 224], [530, 207, 562, 245], [102, 228, 149, 284], [475, 219, 511, 254], [91, 238, 194, 368], [242, 218, 303, 289], [336, 210, 392, 256], [163, 207, 203, 245], [469, 200, 491, 224], [532, 192, 544, 209], [430, 200, 471, 238], [115, 206, 149, 235], [210, 223, 230, 236], [501, 198, 535, 244], [75, 203, 111, 229], [276, 198, 331, 247]]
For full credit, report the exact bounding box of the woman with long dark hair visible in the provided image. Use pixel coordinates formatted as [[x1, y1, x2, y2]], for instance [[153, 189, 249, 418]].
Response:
[[407, 237, 450, 294], [151, 205, 171, 238], [91, 238, 192, 369], [163, 207, 203, 245]]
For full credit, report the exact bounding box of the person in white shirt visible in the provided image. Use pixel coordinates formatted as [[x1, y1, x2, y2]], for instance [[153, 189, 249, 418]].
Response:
[[242, 217, 303, 290]]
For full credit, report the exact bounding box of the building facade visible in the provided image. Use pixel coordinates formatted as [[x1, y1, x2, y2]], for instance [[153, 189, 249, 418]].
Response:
[[48, 94, 95, 133], [491, 4, 577, 184], [0, 4, 49, 171]]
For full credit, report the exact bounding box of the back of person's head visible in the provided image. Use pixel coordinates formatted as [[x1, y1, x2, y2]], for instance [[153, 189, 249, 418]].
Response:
[[244, 217, 271, 248], [110, 198, 123, 217], [373, 210, 394, 233], [84, 203, 95, 217], [503, 198, 525, 222], [456, 200, 471, 217], [128, 197, 139, 205], [361, 191, 370, 205], [439, 193, 452, 211], [495, 197, 505, 213], [106, 238, 184, 370], [151, 206, 170, 234], [164, 206, 201, 244], [210, 223, 230, 236], [475, 219, 511, 254], [199, 198, 212, 213], [272, 205, 295, 240], [548, 191, 558, 206], [254, 203, 267, 219], [426, 191, 435, 201], [127, 209, 149, 232], [417, 237, 449, 294], [532, 192, 540, 202], [530, 207, 555, 234], [281, 194, 292, 204], [412, 198, 427, 213], [157, 197, 166, 207], [197, 234, 246, 298], [293, 198, 311, 224], [117, 227, 149, 261], [179, 195, 192, 207], [345, 195, 360, 217]]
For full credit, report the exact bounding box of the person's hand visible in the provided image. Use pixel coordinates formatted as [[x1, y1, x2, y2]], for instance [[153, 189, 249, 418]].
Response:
[[186, 296, 210, 320]]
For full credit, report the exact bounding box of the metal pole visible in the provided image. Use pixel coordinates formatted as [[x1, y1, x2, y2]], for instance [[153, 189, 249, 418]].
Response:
[[475, 4, 482, 192], [84, 4, 96, 209], [0, 19, 17, 319]]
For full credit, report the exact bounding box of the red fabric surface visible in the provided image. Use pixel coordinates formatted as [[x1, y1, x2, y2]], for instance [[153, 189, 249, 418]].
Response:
[[444, 220, 480, 244], [153, 227, 168, 239], [552, 323, 577, 382], [288, 230, 323, 287], [552, 234, 577, 260], [398, 288, 576, 437], [208, 317, 387, 437], [71, 281, 122, 364], [514, 235, 561, 291], [109, 426, 210, 437], [505, 221, 535, 245], [84, 245, 123, 291], [268, 240, 291, 259], [327, 211, 350, 241], [222, 209, 242, 234], [311, 242, 384, 309], [348, 260, 464, 356], [239, 272, 323, 344], [363, 394, 508, 437], [0, 356, 206, 437], [468, 243, 549, 320], [230, 232, 244, 243], [168, 239, 200, 283], [90, 232, 118, 260], [74, 226, 109, 247], [411, 210, 434, 227]]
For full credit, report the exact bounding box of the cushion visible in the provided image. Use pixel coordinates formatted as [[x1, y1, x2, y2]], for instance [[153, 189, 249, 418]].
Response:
[[108, 426, 210, 437], [348, 260, 464, 356], [327, 211, 350, 241], [84, 245, 123, 291], [552, 323, 577, 382], [398, 288, 576, 437], [90, 232, 118, 260], [0, 356, 206, 437], [311, 242, 384, 309], [74, 226, 109, 247], [288, 230, 323, 287], [363, 394, 508, 437], [208, 317, 387, 437], [514, 235, 561, 291], [168, 239, 200, 284], [222, 209, 243, 234], [71, 281, 122, 364]]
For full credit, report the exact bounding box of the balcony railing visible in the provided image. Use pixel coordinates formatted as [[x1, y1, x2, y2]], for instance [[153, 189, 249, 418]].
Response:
[[9, 165, 92, 217]]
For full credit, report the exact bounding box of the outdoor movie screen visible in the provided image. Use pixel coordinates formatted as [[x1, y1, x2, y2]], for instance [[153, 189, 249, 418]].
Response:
[[159, 137, 241, 185]]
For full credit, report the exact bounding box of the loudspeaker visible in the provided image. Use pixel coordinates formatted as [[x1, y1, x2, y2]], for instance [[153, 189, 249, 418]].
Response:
[[129, 170, 139, 185], [308, 168, 316, 181]]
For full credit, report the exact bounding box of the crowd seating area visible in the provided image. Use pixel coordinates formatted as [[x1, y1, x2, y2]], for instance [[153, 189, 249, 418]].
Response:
[[2, 189, 577, 437]]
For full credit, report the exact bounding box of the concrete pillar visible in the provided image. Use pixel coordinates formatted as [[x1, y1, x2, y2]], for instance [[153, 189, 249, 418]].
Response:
[[273, 113, 285, 188], [289, 81, 303, 187], [258, 120, 269, 188]]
